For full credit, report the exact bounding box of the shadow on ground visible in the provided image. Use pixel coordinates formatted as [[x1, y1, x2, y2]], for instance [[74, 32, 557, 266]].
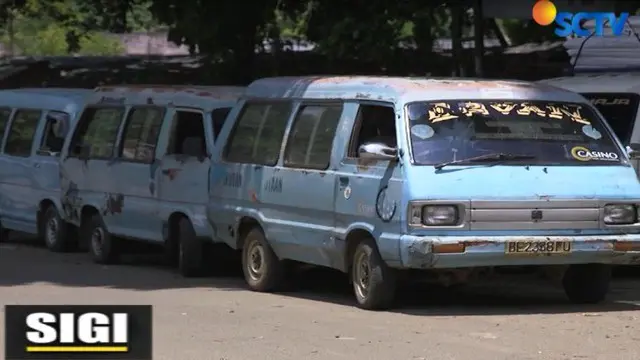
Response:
[[3, 234, 640, 317]]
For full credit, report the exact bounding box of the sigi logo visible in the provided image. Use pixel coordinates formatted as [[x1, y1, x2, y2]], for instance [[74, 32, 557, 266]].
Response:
[[532, 0, 629, 37], [4, 305, 152, 360], [570, 146, 619, 162]]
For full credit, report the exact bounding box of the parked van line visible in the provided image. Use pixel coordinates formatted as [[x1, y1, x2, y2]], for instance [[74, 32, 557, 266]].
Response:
[[207, 75, 640, 310], [0, 88, 92, 250], [58, 85, 245, 274], [540, 74, 640, 177]]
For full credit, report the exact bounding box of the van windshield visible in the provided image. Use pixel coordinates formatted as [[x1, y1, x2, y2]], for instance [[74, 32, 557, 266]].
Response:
[[581, 93, 639, 144], [406, 99, 624, 166]]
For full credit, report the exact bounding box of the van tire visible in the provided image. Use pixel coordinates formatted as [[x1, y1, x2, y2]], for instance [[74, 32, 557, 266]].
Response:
[[43, 206, 71, 252], [351, 238, 397, 310], [177, 218, 205, 277], [87, 214, 119, 264], [241, 227, 284, 292], [563, 263, 611, 304]]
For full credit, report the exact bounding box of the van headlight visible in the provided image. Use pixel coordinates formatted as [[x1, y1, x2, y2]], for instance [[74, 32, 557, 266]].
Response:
[[604, 204, 637, 225], [422, 205, 459, 226]]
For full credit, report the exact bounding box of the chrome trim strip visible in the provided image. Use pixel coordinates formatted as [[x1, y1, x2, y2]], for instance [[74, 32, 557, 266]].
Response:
[[470, 221, 599, 230], [471, 208, 599, 222]]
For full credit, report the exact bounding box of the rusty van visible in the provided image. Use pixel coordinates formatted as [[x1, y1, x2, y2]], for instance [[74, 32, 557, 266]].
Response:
[[58, 85, 244, 275], [207, 76, 640, 310], [0, 88, 91, 250]]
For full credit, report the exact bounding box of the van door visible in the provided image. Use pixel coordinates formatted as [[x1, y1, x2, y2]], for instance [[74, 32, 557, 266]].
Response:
[[332, 103, 404, 266], [0, 109, 42, 232], [259, 102, 343, 267], [109, 106, 164, 241], [60, 106, 125, 229], [156, 108, 212, 236], [582, 93, 640, 174]]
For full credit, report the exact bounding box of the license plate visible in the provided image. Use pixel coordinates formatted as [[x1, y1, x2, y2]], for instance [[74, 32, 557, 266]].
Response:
[[505, 241, 572, 255]]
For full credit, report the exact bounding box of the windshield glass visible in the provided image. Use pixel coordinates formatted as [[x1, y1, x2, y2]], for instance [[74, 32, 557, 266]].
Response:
[[582, 93, 639, 144], [406, 99, 624, 166]]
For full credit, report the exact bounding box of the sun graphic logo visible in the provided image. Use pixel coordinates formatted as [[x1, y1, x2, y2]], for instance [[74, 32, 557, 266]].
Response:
[[531, 0, 630, 37], [532, 0, 557, 26]]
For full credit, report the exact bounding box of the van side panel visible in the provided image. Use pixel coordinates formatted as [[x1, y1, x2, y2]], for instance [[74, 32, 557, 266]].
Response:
[[0, 110, 44, 233]]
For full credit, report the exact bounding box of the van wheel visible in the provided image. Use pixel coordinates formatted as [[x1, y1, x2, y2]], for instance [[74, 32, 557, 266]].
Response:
[[241, 227, 284, 292], [43, 206, 72, 252], [87, 214, 119, 264], [351, 238, 397, 310], [177, 218, 205, 277], [563, 263, 611, 304]]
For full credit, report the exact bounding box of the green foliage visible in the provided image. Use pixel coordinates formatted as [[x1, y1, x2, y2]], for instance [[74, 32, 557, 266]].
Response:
[[77, 33, 125, 55]]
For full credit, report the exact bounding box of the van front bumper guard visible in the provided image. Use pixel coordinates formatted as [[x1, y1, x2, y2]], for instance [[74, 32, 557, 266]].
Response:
[[396, 234, 640, 269]]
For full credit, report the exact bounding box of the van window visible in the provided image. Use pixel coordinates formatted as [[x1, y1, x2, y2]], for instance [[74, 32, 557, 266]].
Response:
[[167, 110, 206, 157], [212, 107, 231, 140], [581, 93, 639, 144], [284, 104, 342, 169], [225, 102, 291, 165], [120, 107, 164, 163], [4, 110, 41, 157], [38, 111, 69, 155], [349, 104, 397, 157], [0, 108, 12, 147], [70, 107, 124, 158], [406, 100, 623, 166]]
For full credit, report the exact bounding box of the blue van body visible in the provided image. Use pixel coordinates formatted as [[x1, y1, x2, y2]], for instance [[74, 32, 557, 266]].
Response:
[[0, 88, 90, 246], [58, 85, 244, 271], [207, 76, 640, 309]]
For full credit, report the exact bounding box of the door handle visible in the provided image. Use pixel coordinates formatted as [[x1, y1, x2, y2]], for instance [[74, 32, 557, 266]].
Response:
[[161, 168, 181, 175], [338, 176, 349, 189]]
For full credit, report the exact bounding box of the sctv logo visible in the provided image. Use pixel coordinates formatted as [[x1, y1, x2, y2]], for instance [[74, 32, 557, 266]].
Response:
[[532, 0, 629, 37]]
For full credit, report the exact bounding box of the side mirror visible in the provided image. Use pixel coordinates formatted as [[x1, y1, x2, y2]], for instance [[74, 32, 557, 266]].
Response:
[[358, 142, 398, 161], [628, 144, 640, 159]]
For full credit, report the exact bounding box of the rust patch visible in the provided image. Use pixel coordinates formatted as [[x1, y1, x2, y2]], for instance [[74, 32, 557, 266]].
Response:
[[249, 189, 259, 203], [102, 193, 124, 215], [461, 240, 495, 247], [356, 157, 377, 172]]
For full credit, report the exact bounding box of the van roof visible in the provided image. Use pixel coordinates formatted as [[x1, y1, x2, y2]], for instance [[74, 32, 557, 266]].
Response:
[[88, 85, 245, 110], [94, 85, 245, 99], [0, 87, 92, 100], [0, 88, 91, 112], [540, 73, 640, 93], [246, 76, 584, 103]]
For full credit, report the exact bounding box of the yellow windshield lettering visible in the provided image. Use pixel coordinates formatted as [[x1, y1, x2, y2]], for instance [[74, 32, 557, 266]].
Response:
[[489, 102, 518, 115], [516, 103, 547, 117], [545, 105, 563, 119], [428, 102, 458, 122], [560, 105, 590, 125], [460, 102, 489, 117]]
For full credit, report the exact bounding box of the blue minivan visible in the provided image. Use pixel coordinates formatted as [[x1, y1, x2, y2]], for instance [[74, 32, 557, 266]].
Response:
[[58, 85, 244, 275], [0, 88, 90, 250], [207, 76, 640, 310]]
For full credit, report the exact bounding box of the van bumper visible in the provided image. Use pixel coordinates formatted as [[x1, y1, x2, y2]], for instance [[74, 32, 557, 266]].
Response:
[[396, 234, 640, 269]]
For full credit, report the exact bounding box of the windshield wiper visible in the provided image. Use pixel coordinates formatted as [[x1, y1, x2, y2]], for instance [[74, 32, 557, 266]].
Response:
[[434, 152, 537, 170]]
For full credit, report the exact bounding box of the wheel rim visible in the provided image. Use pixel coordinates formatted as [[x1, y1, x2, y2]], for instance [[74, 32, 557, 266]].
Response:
[[353, 249, 371, 299], [91, 227, 105, 256], [246, 241, 265, 281], [45, 217, 58, 246]]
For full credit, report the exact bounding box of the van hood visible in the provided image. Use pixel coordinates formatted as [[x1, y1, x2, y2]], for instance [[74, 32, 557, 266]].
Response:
[[406, 165, 640, 200]]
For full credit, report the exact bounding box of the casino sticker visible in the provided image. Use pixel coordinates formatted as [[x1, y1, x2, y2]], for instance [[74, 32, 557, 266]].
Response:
[[570, 146, 619, 162]]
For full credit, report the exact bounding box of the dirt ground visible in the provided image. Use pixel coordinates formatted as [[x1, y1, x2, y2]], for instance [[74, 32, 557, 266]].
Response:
[[2, 238, 640, 360]]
